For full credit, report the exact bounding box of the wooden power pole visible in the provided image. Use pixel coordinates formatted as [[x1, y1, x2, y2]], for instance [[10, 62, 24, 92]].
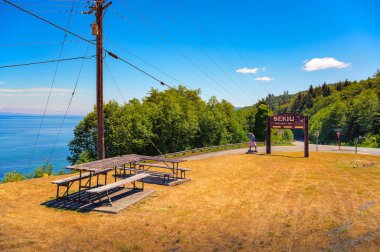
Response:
[[86, 1, 111, 160]]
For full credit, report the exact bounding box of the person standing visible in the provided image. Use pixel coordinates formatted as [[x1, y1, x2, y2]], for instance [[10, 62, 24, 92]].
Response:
[[247, 132, 257, 153]]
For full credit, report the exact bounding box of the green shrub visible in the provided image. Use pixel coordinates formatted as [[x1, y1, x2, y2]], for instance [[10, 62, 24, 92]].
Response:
[[57, 169, 66, 175], [359, 134, 379, 148], [271, 129, 294, 143], [2, 170, 25, 183], [33, 162, 54, 178]]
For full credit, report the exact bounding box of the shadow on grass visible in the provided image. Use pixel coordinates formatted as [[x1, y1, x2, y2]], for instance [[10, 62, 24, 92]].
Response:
[[115, 173, 176, 186], [41, 187, 142, 213]]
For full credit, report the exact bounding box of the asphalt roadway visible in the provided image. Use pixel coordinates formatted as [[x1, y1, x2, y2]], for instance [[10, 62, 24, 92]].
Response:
[[187, 141, 380, 161]]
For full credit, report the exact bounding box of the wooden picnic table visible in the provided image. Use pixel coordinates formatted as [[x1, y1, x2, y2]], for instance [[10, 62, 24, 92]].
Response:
[[61, 154, 188, 201], [65, 154, 145, 201]]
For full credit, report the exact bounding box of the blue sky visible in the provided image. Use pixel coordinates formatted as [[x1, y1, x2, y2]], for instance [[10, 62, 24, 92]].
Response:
[[0, 0, 379, 115]]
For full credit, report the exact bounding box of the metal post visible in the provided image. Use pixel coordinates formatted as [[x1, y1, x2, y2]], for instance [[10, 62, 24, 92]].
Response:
[[304, 116, 309, 157], [316, 136, 318, 152], [355, 142, 357, 154], [266, 116, 271, 154], [355, 138, 358, 154], [338, 137, 341, 151]]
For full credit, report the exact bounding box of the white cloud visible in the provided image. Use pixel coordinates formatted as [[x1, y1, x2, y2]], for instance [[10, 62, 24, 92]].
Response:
[[0, 87, 73, 97], [255, 76, 274, 81], [236, 67, 263, 74], [303, 57, 350, 71]]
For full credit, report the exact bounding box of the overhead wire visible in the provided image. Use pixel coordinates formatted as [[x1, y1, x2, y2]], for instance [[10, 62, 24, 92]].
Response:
[[0, 40, 84, 47], [0, 55, 95, 68], [205, 0, 275, 98], [26, 0, 77, 173], [117, 0, 249, 106], [104, 59, 169, 163], [47, 43, 91, 163], [108, 10, 215, 100], [175, 0, 259, 100], [151, 0, 256, 104], [2, 0, 173, 88], [104, 59, 126, 102], [104, 37, 214, 101], [205, 0, 250, 67], [120, 0, 250, 105]]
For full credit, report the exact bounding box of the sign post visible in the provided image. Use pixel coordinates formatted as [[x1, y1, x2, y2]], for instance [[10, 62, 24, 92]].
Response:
[[337, 130, 341, 151], [266, 117, 271, 154], [267, 113, 309, 157], [355, 136, 363, 154], [315, 130, 319, 152]]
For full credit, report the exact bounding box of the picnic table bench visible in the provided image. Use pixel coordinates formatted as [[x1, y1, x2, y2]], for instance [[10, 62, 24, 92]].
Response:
[[86, 173, 150, 206], [52, 168, 113, 200], [117, 165, 173, 183], [138, 163, 191, 179]]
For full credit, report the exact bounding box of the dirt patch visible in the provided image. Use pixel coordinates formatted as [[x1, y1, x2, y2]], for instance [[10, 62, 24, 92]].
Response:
[[357, 200, 380, 211], [350, 160, 377, 168], [328, 220, 352, 238], [329, 225, 380, 252]]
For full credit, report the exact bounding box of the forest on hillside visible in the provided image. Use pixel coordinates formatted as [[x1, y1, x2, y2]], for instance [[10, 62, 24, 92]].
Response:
[[68, 71, 380, 164], [259, 70, 380, 146]]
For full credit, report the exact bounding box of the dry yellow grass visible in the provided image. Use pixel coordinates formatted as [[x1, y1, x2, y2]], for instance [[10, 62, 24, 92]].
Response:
[[0, 152, 379, 251]]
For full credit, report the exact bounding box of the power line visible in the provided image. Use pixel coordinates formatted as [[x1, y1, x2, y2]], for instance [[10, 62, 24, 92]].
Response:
[[26, 0, 76, 173], [117, 0, 249, 106], [104, 37, 213, 100], [3, 0, 95, 46], [0, 55, 95, 69], [105, 37, 182, 86], [104, 59, 169, 163], [3, 0, 173, 88], [48, 43, 91, 162], [104, 58, 126, 102], [107, 11, 215, 100], [154, 1, 255, 103], [0, 40, 84, 47], [175, 0, 258, 101]]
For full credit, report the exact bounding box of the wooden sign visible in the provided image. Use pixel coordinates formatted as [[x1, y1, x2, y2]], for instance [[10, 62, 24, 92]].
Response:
[[270, 113, 305, 129], [266, 113, 309, 157]]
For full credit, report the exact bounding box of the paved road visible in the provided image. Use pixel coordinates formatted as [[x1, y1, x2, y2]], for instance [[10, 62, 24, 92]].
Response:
[[187, 141, 380, 161]]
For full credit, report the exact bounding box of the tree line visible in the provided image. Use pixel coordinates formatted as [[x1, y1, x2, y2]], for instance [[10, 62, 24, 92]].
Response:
[[68, 86, 291, 164], [68, 71, 379, 165]]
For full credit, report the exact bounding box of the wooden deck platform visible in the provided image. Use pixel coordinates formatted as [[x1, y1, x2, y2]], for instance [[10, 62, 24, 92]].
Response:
[[93, 188, 155, 214], [42, 188, 155, 214]]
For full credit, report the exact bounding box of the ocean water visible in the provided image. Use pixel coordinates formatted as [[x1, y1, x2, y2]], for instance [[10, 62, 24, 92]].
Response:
[[0, 114, 83, 180]]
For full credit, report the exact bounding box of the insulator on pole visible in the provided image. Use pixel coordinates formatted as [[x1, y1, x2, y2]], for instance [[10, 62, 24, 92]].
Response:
[[108, 52, 119, 59]]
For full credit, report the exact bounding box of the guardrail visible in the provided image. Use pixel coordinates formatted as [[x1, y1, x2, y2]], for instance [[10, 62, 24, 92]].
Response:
[[159, 142, 265, 158]]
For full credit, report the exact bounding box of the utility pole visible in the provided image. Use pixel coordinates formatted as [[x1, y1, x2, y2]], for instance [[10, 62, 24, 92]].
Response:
[[85, 0, 112, 160]]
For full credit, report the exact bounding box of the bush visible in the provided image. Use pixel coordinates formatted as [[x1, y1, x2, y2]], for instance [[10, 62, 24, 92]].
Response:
[[359, 134, 379, 148], [2, 170, 25, 183], [271, 129, 294, 143], [34, 162, 54, 178], [57, 169, 66, 175]]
